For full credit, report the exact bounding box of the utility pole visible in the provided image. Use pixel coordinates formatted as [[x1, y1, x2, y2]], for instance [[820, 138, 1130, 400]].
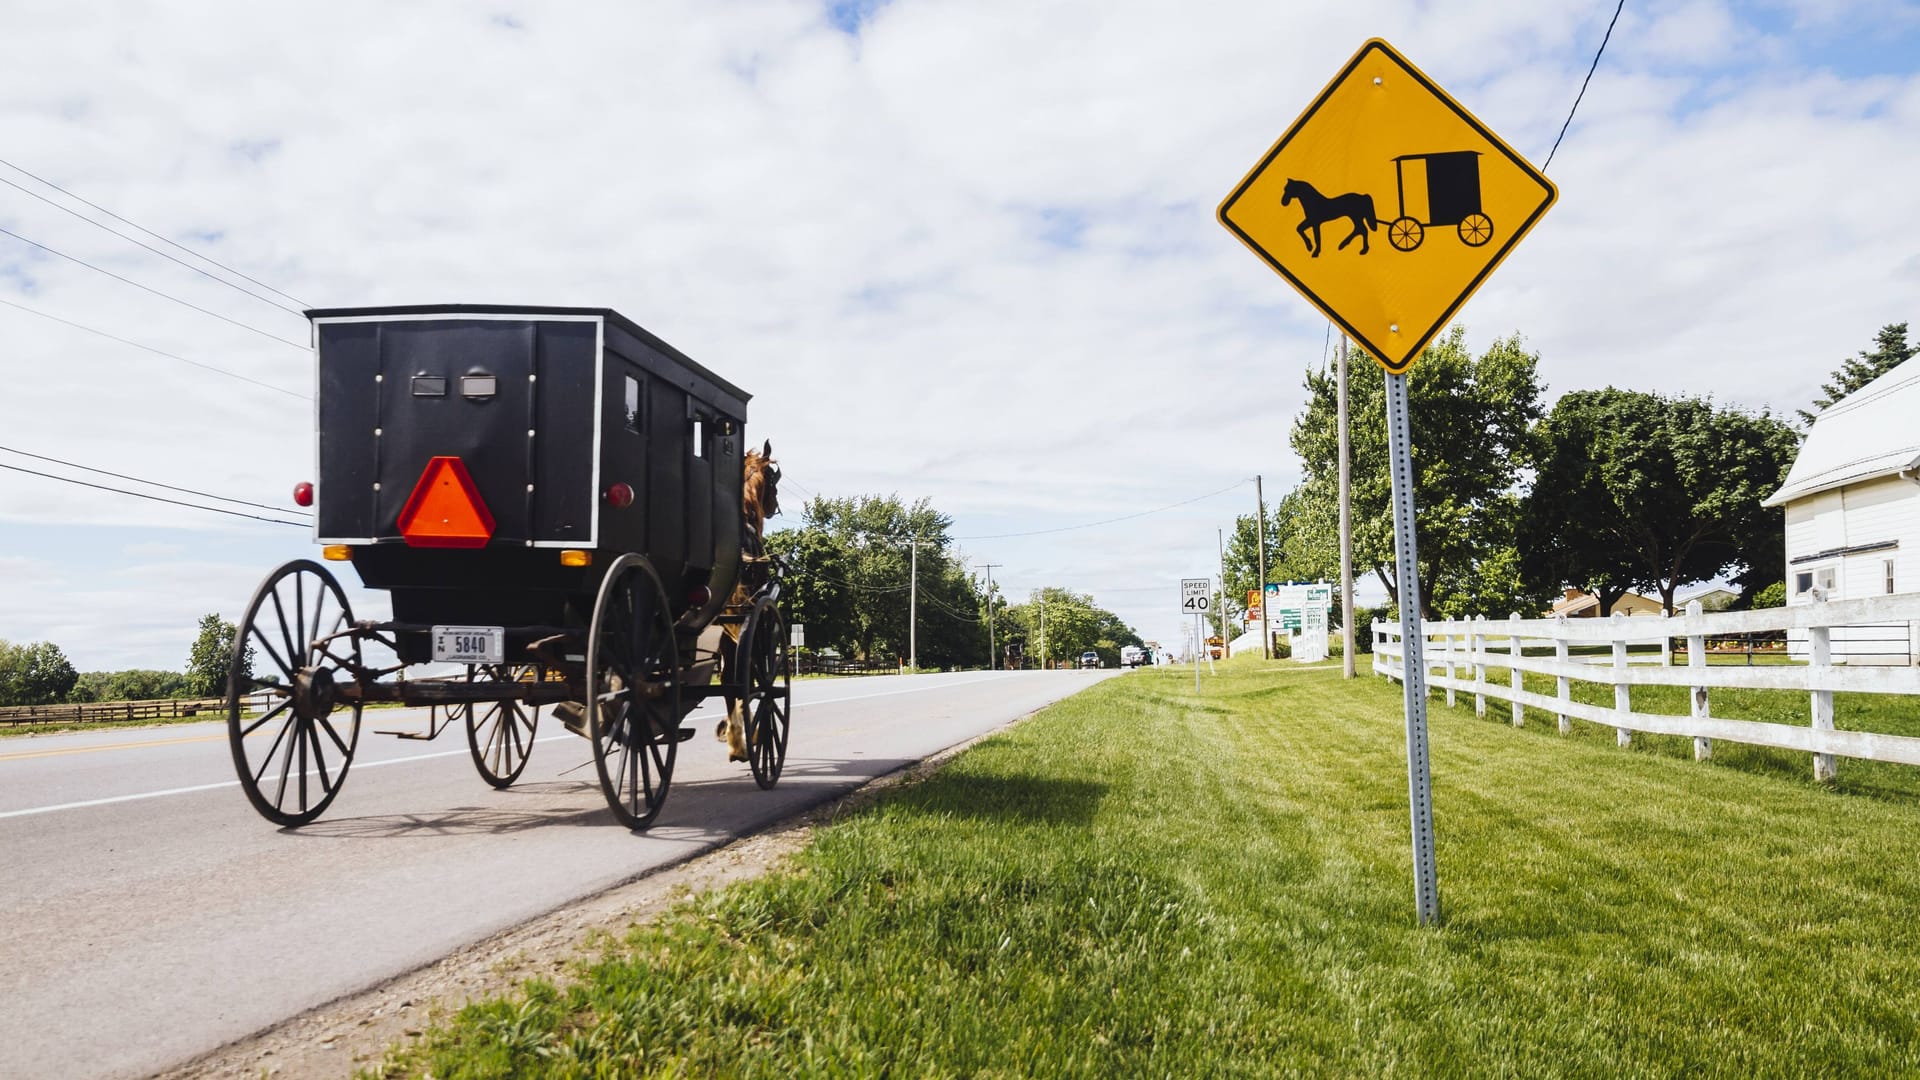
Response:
[[1256, 474, 1270, 659], [981, 563, 1001, 670], [1338, 333, 1356, 678], [909, 536, 918, 672], [1217, 529, 1230, 656]]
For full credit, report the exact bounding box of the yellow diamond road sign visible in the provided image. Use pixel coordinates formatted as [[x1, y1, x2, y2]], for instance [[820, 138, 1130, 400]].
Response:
[[1218, 39, 1557, 374]]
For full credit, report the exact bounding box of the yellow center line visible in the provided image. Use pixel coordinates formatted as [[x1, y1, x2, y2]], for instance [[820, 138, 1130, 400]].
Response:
[[0, 729, 234, 763]]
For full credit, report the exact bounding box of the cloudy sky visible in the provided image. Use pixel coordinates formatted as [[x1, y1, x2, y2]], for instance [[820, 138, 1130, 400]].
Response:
[[1, 0, 1917, 670]]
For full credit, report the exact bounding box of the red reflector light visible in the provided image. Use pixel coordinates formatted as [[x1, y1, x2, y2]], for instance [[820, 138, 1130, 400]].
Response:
[[397, 457, 495, 548], [292, 481, 314, 507], [688, 585, 712, 608], [605, 482, 634, 509]]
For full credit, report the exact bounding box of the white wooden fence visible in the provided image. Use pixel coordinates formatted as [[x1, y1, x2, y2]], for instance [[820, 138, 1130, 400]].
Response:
[[1373, 593, 1920, 781]]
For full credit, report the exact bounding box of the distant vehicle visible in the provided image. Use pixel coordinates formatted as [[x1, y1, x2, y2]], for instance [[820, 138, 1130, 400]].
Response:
[[1120, 645, 1145, 668], [1079, 651, 1100, 669]]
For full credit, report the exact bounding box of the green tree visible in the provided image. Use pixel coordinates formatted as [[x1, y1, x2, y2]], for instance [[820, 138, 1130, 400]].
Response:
[[1000, 588, 1142, 668], [1287, 326, 1545, 618], [185, 614, 249, 699], [1799, 322, 1915, 424], [0, 640, 79, 706], [767, 494, 989, 668], [1520, 390, 1800, 614]]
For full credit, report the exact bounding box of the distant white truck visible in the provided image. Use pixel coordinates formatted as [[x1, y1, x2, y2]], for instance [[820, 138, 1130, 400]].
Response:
[[1120, 645, 1146, 668]]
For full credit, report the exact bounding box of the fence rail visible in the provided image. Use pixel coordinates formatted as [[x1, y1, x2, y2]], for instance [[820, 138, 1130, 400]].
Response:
[[1373, 593, 1920, 781], [0, 694, 273, 727]]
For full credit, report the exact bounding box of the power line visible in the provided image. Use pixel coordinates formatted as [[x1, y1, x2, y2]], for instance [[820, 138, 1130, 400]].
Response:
[[952, 479, 1250, 540], [0, 224, 309, 351], [0, 155, 308, 308], [0, 443, 309, 516], [1543, 0, 1626, 171], [0, 296, 308, 400], [0, 172, 304, 317], [0, 460, 309, 527]]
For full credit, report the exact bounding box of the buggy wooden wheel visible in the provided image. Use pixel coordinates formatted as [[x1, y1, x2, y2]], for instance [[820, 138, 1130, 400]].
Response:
[[586, 554, 681, 829], [740, 599, 792, 790], [461, 664, 541, 789], [1457, 213, 1493, 247], [226, 560, 362, 827], [1389, 217, 1424, 251]]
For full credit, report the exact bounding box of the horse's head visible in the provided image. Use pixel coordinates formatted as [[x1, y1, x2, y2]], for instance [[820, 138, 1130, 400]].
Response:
[[1281, 178, 1305, 206], [743, 439, 781, 531]]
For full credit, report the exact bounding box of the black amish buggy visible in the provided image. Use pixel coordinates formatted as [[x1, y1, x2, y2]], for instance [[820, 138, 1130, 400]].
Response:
[[1384, 150, 1495, 252], [226, 305, 789, 830]]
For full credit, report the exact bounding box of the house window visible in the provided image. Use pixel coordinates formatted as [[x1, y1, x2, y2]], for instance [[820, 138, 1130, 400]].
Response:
[[1886, 559, 1896, 595], [1796, 571, 1814, 594], [1817, 568, 1835, 592]]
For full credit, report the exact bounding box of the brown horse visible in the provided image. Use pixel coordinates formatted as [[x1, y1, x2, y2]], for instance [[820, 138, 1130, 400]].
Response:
[[717, 440, 781, 760]]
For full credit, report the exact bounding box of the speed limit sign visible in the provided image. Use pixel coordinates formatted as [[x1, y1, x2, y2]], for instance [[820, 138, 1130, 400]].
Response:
[[1180, 578, 1212, 614]]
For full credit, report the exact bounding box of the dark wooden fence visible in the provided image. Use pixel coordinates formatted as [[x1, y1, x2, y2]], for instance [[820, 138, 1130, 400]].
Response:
[[0, 694, 272, 727]]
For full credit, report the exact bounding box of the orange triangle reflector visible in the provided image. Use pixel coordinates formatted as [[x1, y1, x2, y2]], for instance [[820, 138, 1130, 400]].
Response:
[[397, 456, 496, 548]]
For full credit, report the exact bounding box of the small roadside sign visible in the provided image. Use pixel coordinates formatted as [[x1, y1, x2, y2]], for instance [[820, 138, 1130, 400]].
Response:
[[1217, 38, 1557, 374], [1180, 578, 1212, 614]]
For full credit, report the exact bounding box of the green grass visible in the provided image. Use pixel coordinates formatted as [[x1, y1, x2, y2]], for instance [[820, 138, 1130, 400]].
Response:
[[372, 659, 1920, 1078]]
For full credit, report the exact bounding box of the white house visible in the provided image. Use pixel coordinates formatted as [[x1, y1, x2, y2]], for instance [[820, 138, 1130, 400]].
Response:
[[1764, 359, 1920, 664]]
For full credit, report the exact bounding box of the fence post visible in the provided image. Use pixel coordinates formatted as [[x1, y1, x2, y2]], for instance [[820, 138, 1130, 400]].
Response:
[[1473, 614, 1487, 718], [1686, 599, 1711, 761], [1810, 595, 1836, 783], [1508, 612, 1525, 726], [1443, 628, 1457, 707], [1554, 615, 1570, 735], [1611, 611, 1631, 748]]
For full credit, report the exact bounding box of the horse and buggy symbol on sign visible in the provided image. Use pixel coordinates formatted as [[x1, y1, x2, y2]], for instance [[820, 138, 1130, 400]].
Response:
[[1281, 150, 1494, 257]]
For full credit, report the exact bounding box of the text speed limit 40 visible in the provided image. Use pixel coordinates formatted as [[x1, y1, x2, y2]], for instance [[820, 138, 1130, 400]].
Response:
[[1179, 578, 1212, 614]]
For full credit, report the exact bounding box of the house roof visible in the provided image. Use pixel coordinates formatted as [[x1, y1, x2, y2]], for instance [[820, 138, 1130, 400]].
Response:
[[1766, 358, 1920, 506]]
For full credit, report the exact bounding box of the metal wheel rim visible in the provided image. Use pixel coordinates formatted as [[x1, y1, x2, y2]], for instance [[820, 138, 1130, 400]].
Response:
[[464, 664, 541, 789], [226, 560, 362, 827], [745, 601, 791, 790], [586, 555, 680, 829]]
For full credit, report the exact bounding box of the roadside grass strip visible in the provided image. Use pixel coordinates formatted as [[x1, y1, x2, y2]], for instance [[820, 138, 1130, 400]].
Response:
[[373, 660, 1920, 1077]]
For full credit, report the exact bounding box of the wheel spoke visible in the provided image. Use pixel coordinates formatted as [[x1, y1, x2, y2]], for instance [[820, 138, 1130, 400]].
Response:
[[307, 721, 331, 794], [272, 716, 300, 806], [252, 711, 297, 786], [240, 698, 292, 738], [269, 589, 300, 683], [316, 713, 352, 758], [251, 625, 295, 684]]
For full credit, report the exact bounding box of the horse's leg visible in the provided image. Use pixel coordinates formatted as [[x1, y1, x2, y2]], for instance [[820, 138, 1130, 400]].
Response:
[[1297, 219, 1315, 254], [1338, 214, 1368, 254], [1308, 221, 1325, 257]]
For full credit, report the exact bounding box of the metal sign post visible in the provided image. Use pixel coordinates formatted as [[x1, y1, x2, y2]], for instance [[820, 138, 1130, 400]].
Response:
[[1385, 371, 1440, 926], [1180, 577, 1211, 691]]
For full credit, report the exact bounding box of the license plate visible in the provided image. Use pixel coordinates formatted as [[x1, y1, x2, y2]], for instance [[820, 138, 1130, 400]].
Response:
[[432, 625, 504, 664]]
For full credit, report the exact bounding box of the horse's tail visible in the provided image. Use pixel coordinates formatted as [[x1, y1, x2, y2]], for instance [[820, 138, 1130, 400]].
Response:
[[1362, 195, 1378, 231]]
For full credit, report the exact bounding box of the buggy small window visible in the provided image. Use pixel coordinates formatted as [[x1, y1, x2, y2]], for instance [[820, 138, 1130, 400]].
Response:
[[411, 375, 447, 397], [461, 374, 496, 399], [691, 418, 706, 459], [624, 376, 643, 434]]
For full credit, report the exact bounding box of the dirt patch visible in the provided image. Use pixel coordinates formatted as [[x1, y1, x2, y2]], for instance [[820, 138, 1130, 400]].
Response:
[[157, 717, 1022, 1079]]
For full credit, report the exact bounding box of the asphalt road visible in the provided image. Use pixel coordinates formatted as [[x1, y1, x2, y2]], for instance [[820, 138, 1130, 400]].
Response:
[[0, 669, 1117, 1080]]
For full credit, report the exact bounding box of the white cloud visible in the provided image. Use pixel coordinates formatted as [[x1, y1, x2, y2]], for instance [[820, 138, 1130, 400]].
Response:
[[0, 0, 1915, 661]]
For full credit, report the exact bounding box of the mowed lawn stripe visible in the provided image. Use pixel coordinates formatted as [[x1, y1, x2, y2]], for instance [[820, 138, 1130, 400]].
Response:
[[375, 661, 1920, 1078]]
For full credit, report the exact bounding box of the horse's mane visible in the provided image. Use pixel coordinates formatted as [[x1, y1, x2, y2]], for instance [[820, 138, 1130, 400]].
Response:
[[742, 440, 781, 548]]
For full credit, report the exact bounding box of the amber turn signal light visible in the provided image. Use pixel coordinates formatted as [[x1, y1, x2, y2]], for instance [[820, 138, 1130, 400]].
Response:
[[560, 550, 592, 568], [321, 545, 352, 562]]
